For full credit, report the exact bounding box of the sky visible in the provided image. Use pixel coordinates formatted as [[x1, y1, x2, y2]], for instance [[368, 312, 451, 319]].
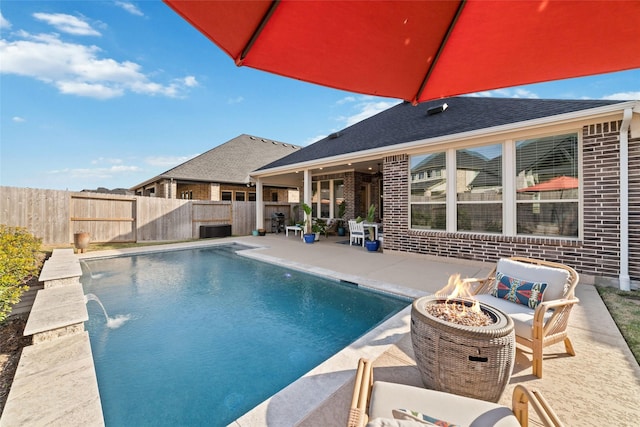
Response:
[[1, 1, 639, 192]]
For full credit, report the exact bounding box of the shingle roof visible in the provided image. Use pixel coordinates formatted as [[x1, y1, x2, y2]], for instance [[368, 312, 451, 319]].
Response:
[[260, 97, 626, 170], [134, 134, 299, 187]]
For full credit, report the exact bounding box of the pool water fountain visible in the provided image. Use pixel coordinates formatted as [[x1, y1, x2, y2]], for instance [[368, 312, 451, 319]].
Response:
[[84, 293, 131, 329]]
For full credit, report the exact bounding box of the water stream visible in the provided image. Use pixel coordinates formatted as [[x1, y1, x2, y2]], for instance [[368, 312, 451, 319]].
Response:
[[84, 293, 131, 329]]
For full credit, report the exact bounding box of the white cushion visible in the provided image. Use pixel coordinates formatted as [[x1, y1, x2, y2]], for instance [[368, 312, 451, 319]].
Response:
[[495, 258, 569, 301], [368, 381, 520, 427], [474, 294, 553, 339]]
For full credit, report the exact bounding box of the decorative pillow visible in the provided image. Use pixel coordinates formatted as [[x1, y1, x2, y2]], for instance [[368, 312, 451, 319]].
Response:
[[491, 271, 547, 309], [392, 409, 459, 427]]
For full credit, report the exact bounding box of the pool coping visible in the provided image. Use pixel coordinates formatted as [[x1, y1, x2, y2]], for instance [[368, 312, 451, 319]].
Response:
[[74, 239, 427, 426]]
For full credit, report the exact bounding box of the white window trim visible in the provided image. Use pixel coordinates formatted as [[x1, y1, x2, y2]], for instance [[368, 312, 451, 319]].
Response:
[[409, 132, 582, 240]]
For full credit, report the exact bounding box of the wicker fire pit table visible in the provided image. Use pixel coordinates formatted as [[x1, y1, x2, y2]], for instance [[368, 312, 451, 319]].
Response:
[[411, 295, 515, 402]]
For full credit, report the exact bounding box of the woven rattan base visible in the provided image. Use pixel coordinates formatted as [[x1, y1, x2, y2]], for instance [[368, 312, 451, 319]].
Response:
[[411, 296, 515, 402]]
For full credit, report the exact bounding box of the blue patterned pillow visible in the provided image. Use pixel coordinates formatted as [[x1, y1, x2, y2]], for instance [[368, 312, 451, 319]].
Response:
[[491, 272, 547, 309]]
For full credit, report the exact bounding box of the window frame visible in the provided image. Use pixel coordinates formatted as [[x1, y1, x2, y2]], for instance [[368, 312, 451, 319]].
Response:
[[408, 131, 582, 240]]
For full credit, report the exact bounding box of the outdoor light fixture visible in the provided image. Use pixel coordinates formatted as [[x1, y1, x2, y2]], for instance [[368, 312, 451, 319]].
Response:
[[427, 103, 448, 115]]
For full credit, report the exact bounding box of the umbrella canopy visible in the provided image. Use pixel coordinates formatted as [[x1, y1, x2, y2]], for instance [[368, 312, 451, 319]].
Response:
[[517, 176, 579, 192], [164, 0, 640, 104]]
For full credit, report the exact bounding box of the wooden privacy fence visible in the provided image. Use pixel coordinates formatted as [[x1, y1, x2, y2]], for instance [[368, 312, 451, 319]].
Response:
[[1, 186, 296, 245]]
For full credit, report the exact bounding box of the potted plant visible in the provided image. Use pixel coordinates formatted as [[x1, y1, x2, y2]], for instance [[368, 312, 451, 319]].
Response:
[[301, 202, 315, 243], [257, 228, 266, 236], [73, 231, 90, 253], [313, 218, 327, 241], [336, 201, 347, 236], [363, 204, 380, 252]]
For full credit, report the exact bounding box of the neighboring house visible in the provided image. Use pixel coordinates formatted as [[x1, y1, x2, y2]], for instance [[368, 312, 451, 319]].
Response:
[[251, 97, 640, 288], [131, 134, 300, 202]]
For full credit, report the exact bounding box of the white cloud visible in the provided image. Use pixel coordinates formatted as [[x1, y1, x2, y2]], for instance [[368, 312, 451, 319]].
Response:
[[336, 96, 356, 105], [304, 134, 330, 146], [12, 116, 26, 123], [47, 164, 141, 180], [0, 31, 196, 99], [91, 157, 124, 165], [602, 91, 640, 100], [114, 1, 144, 17], [0, 11, 11, 30], [339, 96, 400, 127], [183, 76, 198, 87], [469, 88, 540, 99], [33, 13, 101, 36], [145, 154, 198, 168], [227, 96, 244, 104]]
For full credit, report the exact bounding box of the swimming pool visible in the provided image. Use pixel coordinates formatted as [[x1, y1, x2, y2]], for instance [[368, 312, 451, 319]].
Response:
[[82, 244, 408, 426]]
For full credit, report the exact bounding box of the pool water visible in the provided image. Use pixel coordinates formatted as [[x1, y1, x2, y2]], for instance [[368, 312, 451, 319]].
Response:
[[82, 244, 407, 426]]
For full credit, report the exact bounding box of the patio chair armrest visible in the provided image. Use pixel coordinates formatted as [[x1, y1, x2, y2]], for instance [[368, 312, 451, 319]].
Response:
[[512, 385, 565, 427], [534, 297, 580, 322], [533, 297, 580, 337], [348, 358, 374, 427], [464, 276, 494, 295]]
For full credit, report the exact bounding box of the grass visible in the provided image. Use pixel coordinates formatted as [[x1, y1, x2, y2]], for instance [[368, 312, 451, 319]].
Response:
[[596, 286, 640, 365]]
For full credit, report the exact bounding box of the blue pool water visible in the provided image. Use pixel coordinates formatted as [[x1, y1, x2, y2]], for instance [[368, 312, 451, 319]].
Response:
[[82, 244, 407, 426]]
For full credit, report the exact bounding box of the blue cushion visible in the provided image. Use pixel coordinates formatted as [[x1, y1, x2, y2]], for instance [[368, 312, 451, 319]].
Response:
[[491, 272, 547, 309]]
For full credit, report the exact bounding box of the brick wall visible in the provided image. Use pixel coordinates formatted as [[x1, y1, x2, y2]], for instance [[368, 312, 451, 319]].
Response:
[[382, 123, 639, 285]]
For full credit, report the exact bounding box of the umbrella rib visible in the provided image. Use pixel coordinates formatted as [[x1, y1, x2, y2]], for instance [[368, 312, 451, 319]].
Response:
[[413, 0, 467, 104], [239, 0, 281, 64]]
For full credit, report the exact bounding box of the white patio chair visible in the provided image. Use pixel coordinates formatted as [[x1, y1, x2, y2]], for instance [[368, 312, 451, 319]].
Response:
[[348, 220, 365, 247]]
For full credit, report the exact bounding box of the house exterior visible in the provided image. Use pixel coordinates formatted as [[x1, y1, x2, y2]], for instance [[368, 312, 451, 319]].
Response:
[[131, 134, 300, 202], [251, 97, 640, 289]]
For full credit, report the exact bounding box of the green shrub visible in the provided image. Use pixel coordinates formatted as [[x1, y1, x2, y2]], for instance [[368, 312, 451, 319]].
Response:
[[0, 225, 42, 322]]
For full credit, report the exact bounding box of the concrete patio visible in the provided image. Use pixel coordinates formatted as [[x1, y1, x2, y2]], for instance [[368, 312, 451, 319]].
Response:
[[229, 233, 640, 426], [4, 233, 637, 426]]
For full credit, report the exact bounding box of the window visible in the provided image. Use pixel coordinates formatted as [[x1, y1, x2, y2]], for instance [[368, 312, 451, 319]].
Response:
[[221, 191, 232, 201], [334, 180, 344, 218], [312, 179, 343, 218], [248, 192, 256, 202], [320, 181, 330, 218], [409, 132, 579, 239], [515, 134, 579, 238], [410, 152, 447, 230], [235, 191, 245, 201], [456, 145, 503, 233]]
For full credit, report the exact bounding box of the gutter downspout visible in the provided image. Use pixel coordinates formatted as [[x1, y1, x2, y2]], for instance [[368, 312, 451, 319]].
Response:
[[619, 108, 632, 291]]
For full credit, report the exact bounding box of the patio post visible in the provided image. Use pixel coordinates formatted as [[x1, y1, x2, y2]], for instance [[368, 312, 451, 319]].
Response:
[[256, 178, 264, 230]]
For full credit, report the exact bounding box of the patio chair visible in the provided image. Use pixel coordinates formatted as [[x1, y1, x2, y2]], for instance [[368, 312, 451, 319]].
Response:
[[348, 358, 564, 427], [466, 257, 580, 378], [323, 218, 338, 237], [348, 220, 365, 247]]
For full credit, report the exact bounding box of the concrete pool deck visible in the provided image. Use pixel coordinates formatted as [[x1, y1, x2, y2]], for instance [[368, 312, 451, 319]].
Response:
[[2, 235, 638, 426], [229, 234, 640, 426]]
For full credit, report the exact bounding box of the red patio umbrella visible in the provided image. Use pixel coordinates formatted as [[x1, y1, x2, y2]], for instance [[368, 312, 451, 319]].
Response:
[[517, 176, 578, 192], [163, 0, 640, 104]]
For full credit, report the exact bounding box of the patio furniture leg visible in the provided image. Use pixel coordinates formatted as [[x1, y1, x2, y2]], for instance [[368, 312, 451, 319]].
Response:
[[564, 337, 576, 356], [532, 341, 544, 378]]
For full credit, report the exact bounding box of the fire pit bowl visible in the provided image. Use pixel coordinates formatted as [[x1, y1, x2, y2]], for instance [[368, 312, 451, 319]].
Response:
[[411, 295, 515, 402]]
